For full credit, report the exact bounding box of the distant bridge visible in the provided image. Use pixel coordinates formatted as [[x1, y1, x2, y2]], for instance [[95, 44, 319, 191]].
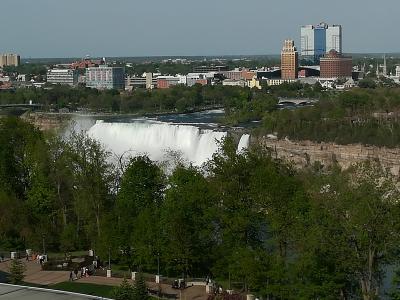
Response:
[[0, 103, 43, 109], [278, 99, 318, 106]]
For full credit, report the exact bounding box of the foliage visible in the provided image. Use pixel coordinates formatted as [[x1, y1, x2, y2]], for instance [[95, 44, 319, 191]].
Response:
[[113, 278, 136, 300], [262, 88, 400, 148], [133, 273, 149, 300], [1, 118, 400, 299], [113, 275, 148, 300], [8, 259, 26, 284]]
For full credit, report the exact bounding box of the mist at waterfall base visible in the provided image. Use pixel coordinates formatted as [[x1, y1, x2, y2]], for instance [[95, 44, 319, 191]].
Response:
[[72, 110, 250, 167]]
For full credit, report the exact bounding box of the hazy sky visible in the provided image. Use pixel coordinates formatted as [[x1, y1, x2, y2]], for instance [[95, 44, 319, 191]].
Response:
[[1, 0, 398, 58]]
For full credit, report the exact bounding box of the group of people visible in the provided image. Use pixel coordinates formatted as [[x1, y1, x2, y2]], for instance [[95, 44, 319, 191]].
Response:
[[69, 267, 90, 281], [33, 254, 46, 265]]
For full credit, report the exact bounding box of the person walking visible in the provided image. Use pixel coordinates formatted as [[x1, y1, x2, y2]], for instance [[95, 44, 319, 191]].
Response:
[[69, 271, 73, 282], [74, 269, 78, 280]]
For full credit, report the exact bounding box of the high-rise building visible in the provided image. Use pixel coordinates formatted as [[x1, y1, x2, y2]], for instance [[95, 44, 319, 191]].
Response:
[[47, 69, 79, 86], [0, 53, 21, 68], [396, 66, 400, 77], [326, 25, 342, 53], [301, 23, 342, 63], [86, 65, 125, 90], [281, 40, 299, 80], [320, 50, 352, 79]]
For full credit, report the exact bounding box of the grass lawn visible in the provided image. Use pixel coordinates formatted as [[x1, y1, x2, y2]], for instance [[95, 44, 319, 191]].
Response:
[[50, 281, 115, 298]]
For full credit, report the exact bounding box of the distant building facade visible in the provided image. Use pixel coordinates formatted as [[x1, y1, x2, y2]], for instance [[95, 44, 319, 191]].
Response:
[[71, 58, 103, 70], [86, 65, 125, 90], [301, 23, 342, 63], [193, 65, 228, 73], [266, 79, 296, 86], [47, 69, 79, 86], [320, 50, 352, 79], [281, 40, 299, 80], [396, 66, 400, 77], [222, 79, 246, 87], [126, 73, 157, 90], [0, 53, 21, 67], [157, 76, 182, 89]]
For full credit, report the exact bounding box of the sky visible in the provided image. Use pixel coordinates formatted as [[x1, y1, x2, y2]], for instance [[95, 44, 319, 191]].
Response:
[[1, 0, 399, 58]]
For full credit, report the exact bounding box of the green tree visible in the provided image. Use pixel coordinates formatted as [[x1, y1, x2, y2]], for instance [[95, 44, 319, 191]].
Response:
[[115, 156, 164, 271], [67, 132, 114, 250], [162, 166, 215, 277], [113, 278, 135, 300], [133, 273, 149, 300], [8, 259, 26, 284], [308, 162, 400, 299]]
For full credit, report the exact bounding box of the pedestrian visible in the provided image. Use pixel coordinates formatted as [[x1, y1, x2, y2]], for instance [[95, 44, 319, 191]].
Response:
[[69, 271, 73, 282], [26, 253, 29, 261], [74, 269, 78, 280]]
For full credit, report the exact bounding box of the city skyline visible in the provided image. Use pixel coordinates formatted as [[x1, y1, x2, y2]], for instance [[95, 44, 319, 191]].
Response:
[[1, 0, 399, 58]]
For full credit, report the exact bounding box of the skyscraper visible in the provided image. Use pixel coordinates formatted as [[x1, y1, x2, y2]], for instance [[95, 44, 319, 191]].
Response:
[[326, 25, 342, 53], [281, 40, 298, 80], [301, 23, 342, 63], [0, 53, 20, 68]]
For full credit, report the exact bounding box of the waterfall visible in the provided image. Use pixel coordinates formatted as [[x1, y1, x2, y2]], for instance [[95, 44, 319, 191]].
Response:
[[237, 134, 250, 153], [87, 120, 227, 166]]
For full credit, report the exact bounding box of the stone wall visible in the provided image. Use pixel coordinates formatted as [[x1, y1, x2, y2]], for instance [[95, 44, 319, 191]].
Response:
[[259, 137, 400, 176]]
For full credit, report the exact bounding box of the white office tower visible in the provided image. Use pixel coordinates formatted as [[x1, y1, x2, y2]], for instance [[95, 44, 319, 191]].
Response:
[[301, 23, 343, 63], [300, 25, 316, 60], [396, 66, 400, 77], [326, 25, 342, 53]]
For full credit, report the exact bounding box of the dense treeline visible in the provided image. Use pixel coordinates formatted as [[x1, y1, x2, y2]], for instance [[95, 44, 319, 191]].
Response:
[[1, 117, 400, 299], [262, 88, 400, 147], [0, 84, 269, 115], [4, 82, 400, 148]]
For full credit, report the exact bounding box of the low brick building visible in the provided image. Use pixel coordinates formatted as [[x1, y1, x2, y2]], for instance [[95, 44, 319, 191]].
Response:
[[320, 50, 352, 79]]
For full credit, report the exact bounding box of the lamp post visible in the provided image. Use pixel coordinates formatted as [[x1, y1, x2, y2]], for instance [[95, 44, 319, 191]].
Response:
[[108, 246, 111, 270], [157, 252, 160, 275], [42, 234, 46, 254]]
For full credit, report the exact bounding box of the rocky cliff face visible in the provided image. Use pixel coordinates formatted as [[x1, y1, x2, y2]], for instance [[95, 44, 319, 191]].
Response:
[[21, 112, 70, 131], [259, 137, 400, 176]]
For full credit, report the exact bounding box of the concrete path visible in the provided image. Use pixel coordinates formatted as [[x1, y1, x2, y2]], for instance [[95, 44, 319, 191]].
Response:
[[0, 259, 70, 285], [0, 259, 208, 299], [77, 276, 208, 300]]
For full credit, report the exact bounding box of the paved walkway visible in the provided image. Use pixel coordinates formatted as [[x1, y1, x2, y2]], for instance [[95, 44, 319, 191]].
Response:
[[0, 259, 208, 299], [77, 276, 208, 300], [0, 259, 70, 285]]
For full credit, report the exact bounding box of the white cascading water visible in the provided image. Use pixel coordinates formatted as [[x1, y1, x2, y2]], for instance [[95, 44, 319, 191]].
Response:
[[237, 134, 250, 153], [87, 120, 228, 166]]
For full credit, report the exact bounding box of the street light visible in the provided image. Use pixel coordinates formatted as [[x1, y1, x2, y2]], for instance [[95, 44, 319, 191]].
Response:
[[157, 252, 160, 275], [108, 246, 111, 270], [42, 234, 46, 255]]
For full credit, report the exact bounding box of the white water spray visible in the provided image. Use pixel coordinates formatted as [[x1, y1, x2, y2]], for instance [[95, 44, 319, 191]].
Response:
[[237, 134, 250, 153], [87, 121, 228, 166]]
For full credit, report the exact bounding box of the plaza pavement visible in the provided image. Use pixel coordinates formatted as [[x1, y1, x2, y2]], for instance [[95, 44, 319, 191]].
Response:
[[0, 259, 208, 299]]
